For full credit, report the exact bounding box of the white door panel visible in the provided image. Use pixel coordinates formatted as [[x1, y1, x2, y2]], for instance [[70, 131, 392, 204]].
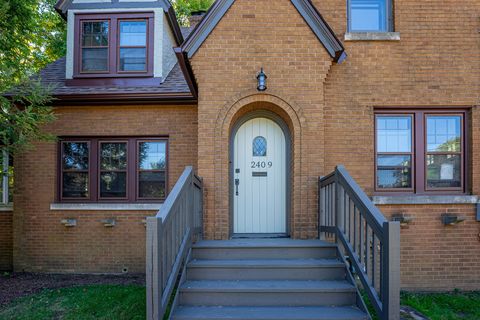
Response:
[[233, 118, 286, 234]]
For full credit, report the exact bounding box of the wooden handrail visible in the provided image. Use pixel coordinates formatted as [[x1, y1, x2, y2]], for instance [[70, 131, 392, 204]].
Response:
[[146, 166, 203, 320], [319, 165, 400, 320]]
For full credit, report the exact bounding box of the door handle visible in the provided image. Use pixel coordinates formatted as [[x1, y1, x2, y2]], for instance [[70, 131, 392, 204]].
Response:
[[235, 179, 240, 196]]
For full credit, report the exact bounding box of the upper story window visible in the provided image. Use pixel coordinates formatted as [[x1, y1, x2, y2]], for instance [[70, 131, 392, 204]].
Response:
[[375, 110, 466, 194], [74, 13, 154, 78], [1, 151, 13, 206], [81, 21, 109, 72], [348, 0, 393, 32], [59, 137, 167, 203]]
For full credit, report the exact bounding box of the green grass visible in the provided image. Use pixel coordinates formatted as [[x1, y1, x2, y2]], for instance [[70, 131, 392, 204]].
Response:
[[362, 289, 480, 320], [0, 285, 146, 320], [1, 284, 479, 320], [401, 291, 480, 320]]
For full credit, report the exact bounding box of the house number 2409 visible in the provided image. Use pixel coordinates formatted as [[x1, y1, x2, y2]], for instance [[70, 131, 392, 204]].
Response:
[[251, 161, 273, 169]]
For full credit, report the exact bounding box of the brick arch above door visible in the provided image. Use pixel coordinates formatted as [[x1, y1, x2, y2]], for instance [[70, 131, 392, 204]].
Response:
[[204, 92, 307, 239]]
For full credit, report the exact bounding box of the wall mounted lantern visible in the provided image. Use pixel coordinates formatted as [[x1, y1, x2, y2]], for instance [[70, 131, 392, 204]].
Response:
[[101, 218, 116, 228], [257, 68, 267, 91], [391, 213, 414, 228], [61, 219, 77, 227], [441, 214, 466, 226]]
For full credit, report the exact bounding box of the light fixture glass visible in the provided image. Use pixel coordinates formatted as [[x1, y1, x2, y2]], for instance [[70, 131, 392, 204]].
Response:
[[257, 68, 267, 91]]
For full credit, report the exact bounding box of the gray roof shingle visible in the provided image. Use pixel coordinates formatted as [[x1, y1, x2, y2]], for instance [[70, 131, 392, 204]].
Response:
[[37, 58, 191, 97]]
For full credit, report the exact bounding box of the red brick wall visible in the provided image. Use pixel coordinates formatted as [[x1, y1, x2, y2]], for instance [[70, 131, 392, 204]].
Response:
[[0, 211, 13, 271], [380, 205, 480, 291], [188, 0, 480, 291], [316, 0, 480, 290], [190, 0, 333, 240], [13, 105, 197, 273], [318, 0, 479, 191]]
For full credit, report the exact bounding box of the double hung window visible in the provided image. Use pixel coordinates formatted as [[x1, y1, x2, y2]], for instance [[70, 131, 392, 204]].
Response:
[[375, 110, 466, 194]]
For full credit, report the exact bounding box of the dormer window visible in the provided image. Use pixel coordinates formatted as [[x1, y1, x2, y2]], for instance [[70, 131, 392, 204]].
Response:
[[81, 21, 109, 72], [119, 21, 147, 72], [74, 13, 154, 78]]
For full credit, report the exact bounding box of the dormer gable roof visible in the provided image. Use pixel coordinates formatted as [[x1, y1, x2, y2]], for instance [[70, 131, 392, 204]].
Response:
[[54, 0, 184, 46], [181, 0, 346, 63]]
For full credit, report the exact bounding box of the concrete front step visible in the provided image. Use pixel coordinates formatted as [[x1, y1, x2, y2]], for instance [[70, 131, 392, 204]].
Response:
[[192, 239, 338, 260], [179, 280, 357, 307], [187, 258, 346, 280], [172, 306, 369, 320]]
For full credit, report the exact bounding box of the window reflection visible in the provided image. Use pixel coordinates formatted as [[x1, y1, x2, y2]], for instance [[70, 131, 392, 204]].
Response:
[[138, 142, 166, 199], [349, 0, 388, 32], [426, 115, 462, 189], [62, 142, 89, 198], [376, 116, 413, 189], [100, 142, 127, 198]]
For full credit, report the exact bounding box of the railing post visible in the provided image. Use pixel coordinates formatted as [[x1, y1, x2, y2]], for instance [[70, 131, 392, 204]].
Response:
[[334, 168, 342, 243], [319, 177, 326, 240], [146, 216, 164, 320], [382, 221, 401, 320]]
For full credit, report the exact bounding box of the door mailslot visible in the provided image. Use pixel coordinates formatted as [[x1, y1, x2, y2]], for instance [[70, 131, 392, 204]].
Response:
[[252, 172, 268, 177]]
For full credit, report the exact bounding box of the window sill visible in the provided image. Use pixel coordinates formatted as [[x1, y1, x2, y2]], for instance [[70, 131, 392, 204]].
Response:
[[50, 203, 162, 211], [344, 32, 401, 41], [0, 204, 13, 212], [372, 195, 478, 205]]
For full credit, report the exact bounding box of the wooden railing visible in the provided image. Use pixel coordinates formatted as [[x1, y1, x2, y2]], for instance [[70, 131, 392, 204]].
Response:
[[146, 166, 203, 320], [319, 165, 400, 320]]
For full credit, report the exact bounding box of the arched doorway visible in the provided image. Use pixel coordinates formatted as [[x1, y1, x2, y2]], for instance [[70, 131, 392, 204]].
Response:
[[230, 111, 291, 236]]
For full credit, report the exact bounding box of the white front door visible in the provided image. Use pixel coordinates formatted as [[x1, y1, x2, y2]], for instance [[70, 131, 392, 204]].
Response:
[[233, 117, 287, 234]]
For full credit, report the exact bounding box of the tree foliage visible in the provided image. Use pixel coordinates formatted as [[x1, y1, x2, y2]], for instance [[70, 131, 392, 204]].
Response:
[[0, 81, 56, 155], [0, 0, 66, 91], [173, 0, 214, 26], [0, 0, 64, 154]]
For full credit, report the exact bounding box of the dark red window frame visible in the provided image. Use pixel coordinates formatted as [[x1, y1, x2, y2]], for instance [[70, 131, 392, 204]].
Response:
[[58, 137, 168, 203], [73, 12, 154, 79], [374, 109, 468, 195]]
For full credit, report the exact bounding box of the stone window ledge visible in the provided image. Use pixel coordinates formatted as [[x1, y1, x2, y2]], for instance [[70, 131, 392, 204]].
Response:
[[50, 203, 162, 211], [0, 204, 13, 212], [372, 195, 478, 205], [344, 32, 401, 41]]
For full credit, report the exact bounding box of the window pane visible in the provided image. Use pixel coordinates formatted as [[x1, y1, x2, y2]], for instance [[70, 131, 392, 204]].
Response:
[[7, 156, 13, 203], [0, 153, 14, 204], [427, 154, 461, 188], [139, 172, 165, 199], [100, 172, 127, 198], [100, 143, 127, 170], [377, 155, 412, 189], [82, 21, 109, 47], [426, 116, 461, 152], [63, 172, 89, 198], [120, 21, 147, 46], [253, 136, 267, 157], [119, 48, 146, 71], [63, 142, 89, 170], [377, 155, 411, 167], [82, 48, 108, 72], [139, 142, 166, 170], [350, 0, 387, 32], [376, 116, 412, 153]]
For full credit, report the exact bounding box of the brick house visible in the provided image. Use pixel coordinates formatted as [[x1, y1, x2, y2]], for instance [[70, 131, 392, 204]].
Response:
[[1, 0, 479, 318]]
